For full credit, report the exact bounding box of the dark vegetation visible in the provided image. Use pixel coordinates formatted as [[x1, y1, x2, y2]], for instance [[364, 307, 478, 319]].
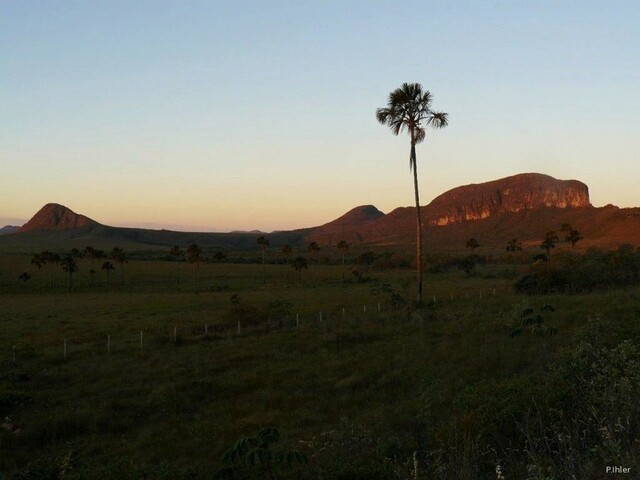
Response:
[[515, 245, 640, 294], [3, 222, 640, 478]]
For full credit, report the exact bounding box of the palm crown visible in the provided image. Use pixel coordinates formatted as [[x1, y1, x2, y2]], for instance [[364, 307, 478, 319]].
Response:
[[376, 83, 448, 170]]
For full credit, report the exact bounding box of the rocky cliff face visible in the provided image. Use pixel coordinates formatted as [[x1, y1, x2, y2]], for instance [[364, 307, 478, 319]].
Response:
[[18, 203, 99, 233], [425, 173, 590, 226]]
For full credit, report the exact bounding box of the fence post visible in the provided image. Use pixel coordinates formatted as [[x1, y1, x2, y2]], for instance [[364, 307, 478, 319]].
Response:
[[140, 331, 143, 351], [174, 326, 177, 344], [363, 305, 367, 313], [296, 313, 299, 328], [205, 324, 208, 336], [237, 321, 241, 335], [378, 303, 381, 312], [342, 307, 346, 320], [107, 335, 111, 354]]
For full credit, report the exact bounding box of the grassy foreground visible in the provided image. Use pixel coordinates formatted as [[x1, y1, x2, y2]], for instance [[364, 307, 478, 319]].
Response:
[[1, 255, 639, 478]]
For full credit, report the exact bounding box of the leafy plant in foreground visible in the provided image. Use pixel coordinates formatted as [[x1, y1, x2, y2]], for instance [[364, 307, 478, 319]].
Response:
[[215, 427, 307, 480], [510, 304, 557, 337]]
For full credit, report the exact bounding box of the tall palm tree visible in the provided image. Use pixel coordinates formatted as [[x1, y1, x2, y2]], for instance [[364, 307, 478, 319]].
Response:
[[377, 83, 448, 304], [256, 236, 270, 284], [307, 241, 321, 285], [337, 240, 349, 281]]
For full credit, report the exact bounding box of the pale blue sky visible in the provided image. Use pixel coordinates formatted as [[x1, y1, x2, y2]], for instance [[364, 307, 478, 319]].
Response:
[[1, 1, 639, 231]]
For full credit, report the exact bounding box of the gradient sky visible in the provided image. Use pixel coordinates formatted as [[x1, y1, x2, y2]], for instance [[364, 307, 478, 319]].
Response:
[[2, 1, 639, 232]]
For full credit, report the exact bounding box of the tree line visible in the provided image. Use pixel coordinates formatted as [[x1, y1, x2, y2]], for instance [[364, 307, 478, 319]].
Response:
[[22, 246, 128, 290]]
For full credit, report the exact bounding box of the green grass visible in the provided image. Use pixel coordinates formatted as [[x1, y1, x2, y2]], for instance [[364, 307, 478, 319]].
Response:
[[1, 255, 639, 477]]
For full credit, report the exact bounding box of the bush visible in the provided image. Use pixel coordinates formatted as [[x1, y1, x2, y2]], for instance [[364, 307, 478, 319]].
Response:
[[514, 246, 640, 294], [430, 318, 640, 479]]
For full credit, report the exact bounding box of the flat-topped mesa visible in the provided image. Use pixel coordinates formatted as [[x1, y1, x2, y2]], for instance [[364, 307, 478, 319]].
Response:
[[426, 173, 590, 226], [17, 203, 99, 233]]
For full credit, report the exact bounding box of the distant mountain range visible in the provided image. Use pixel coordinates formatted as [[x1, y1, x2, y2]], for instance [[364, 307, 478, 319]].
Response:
[[2, 173, 640, 252]]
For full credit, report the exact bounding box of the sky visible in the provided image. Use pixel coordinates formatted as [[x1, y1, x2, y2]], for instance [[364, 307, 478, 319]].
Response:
[[1, 0, 639, 232]]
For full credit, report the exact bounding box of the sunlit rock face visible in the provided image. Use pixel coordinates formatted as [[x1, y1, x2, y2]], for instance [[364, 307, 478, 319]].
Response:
[[426, 173, 590, 226]]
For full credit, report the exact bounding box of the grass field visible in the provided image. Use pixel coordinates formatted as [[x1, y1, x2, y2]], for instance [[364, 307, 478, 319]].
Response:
[[1, 253, 640, 478]]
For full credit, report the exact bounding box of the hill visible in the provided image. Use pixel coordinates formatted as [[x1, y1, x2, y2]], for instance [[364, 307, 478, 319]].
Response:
[[3, 173, 640, 253], [18, 203, 99, 233]]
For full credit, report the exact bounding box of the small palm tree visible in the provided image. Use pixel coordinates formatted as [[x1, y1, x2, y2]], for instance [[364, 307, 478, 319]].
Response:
[[565, 228, 582, 248], [541, 231, 559, 257], [61, 255, 78, 291], [506, 238, 522, 253], [307, 242, 321, 285], [186, 243, 202, 289], [18, 272, 31, 287], [109, 247, 128, 285], [337, 240, 349, 280], [466, 238, 480, 251], [291, 256, 308, 284], [506, 238, 522, 262], [169, 246, 184, 261], [256, 236, 270, 284], [101, 261, 115, 284], [70, 248, 84, 260], [38, 251, 61, 288], [377, 82, 448, 304]]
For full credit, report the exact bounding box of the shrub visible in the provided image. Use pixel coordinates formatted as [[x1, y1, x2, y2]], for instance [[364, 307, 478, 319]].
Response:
[[514, 246, 640, 294]]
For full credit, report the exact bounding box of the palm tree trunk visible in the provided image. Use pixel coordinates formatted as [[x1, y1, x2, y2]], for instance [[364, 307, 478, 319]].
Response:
[[411, 140, 423, 305]]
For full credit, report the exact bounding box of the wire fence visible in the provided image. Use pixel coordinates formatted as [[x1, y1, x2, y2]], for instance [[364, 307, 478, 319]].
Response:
[[4, 288, 505, 366]]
